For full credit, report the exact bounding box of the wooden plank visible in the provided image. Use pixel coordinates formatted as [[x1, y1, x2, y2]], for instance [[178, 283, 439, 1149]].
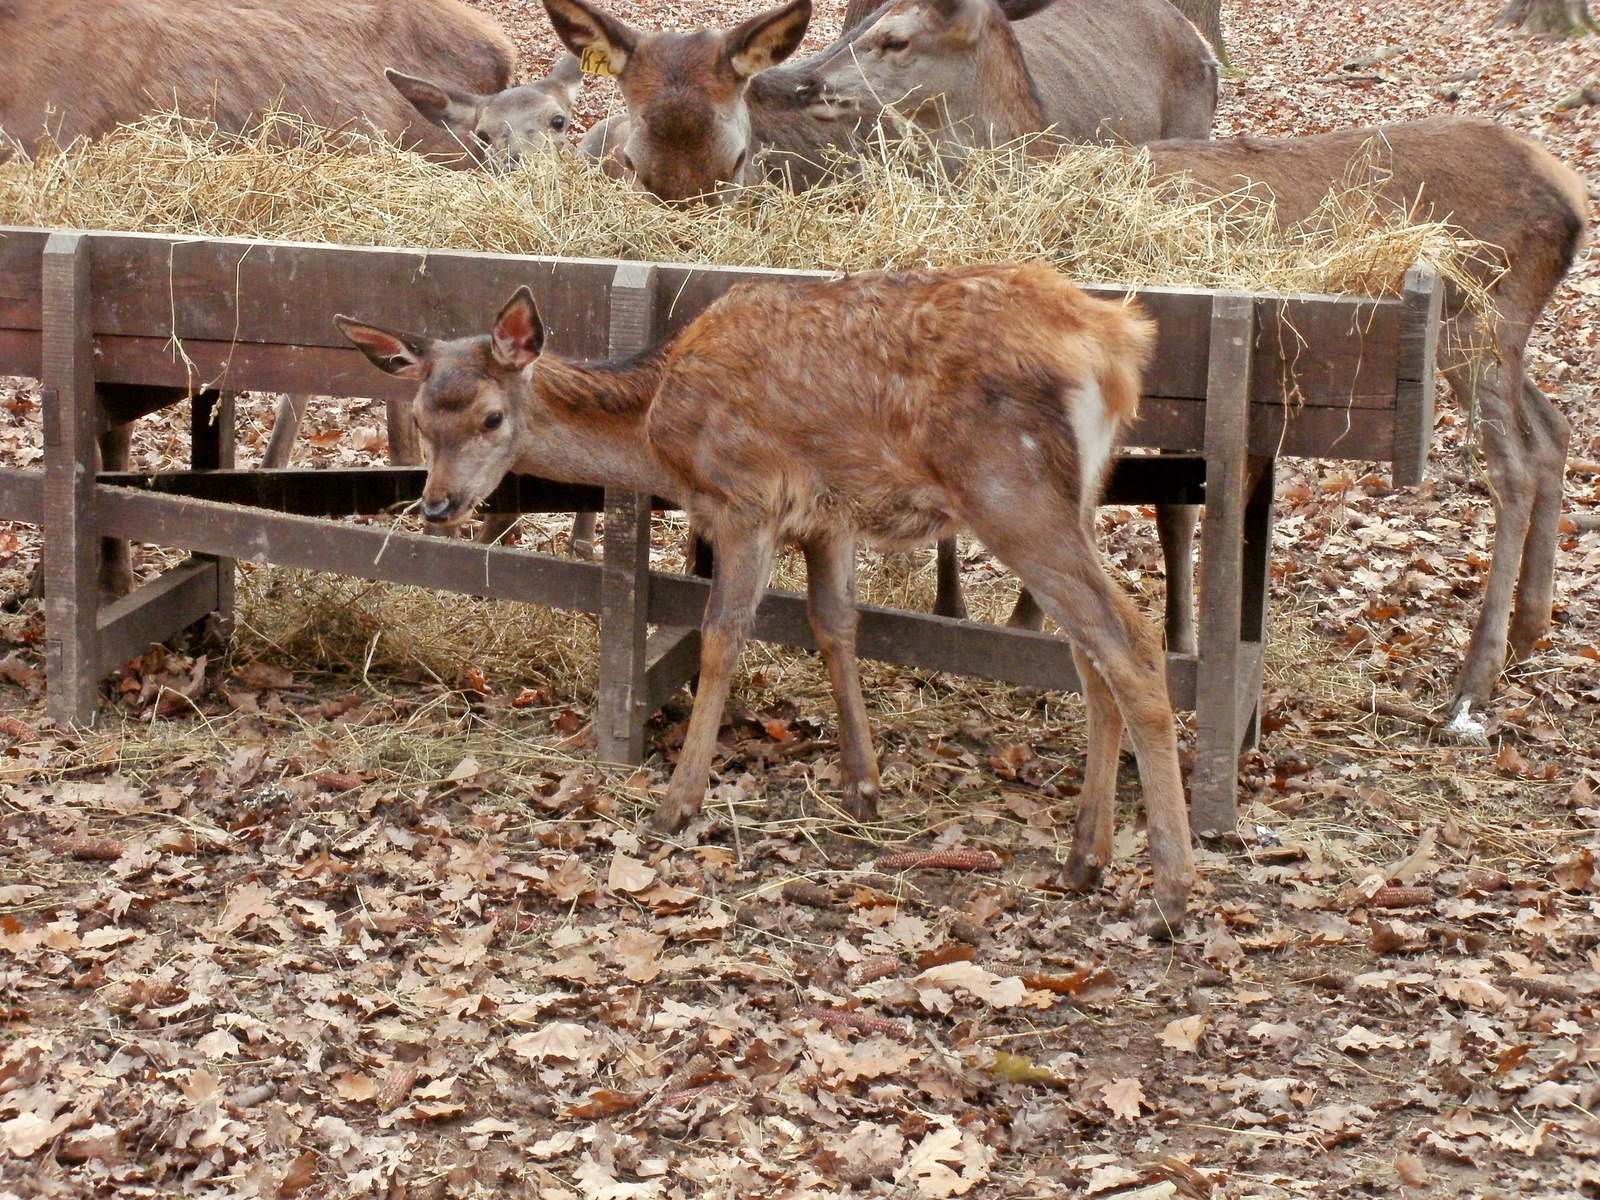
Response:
[[41, 232, 103, 727], [1124, 398, 1396, 460], [96, 557, 220, 677], [0, 328, 41, 378], [97, 335, 416, 402], [84, 233, 618, 358], [98, 467, 625, 517], [96, 488, 604, 614], [0, 468, 43, 525], [190, 389, 237, 632], [1391, 265, 1442, 486], [0, 228, 48, 331], [1250, 294, 1399, 414], [1190, 292, 1254, 837], [645, 627, 703, 713]]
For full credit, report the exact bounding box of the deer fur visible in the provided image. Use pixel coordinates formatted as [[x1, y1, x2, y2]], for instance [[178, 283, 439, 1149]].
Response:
[[338, 265, 1196, 928], [386, 55, 583, 170], [802, 4, 1591, 731], [555, 0, 1215, 205], [0, 0, 517, 162], [804, 0, 1217, 148]]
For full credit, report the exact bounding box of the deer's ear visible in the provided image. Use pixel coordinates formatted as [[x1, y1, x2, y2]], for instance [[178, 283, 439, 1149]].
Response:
[[386, 69, 483, 138], [335, 317, 431, 379], [994, 0, 1058, 20], [547, 53, 585, 105], [727, 0, 811, 80], [493, 287, 545, 370], [543, 0, 639, 77]]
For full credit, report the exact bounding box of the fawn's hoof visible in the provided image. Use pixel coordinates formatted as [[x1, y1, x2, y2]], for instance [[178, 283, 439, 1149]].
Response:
[[650, 798, 696, 834], [1060, 854, 1104, 894], [841, 784, 880, 824], [1135, 894, 1188, 940]]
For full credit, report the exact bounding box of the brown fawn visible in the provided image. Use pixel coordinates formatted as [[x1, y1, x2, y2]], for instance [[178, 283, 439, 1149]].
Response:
[[337, 263, 1196, 928]]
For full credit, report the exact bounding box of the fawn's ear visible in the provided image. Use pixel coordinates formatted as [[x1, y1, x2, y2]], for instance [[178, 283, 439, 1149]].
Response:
[[386, 69, 483, 138], [335, 317, 431, 378], [544, 0, 640, 77], [493, 287, 546, 370], [726, 0, 811, 80]]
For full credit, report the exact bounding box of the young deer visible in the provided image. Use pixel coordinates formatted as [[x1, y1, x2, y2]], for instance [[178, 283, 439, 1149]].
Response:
[[337, 264, 1195, 928]]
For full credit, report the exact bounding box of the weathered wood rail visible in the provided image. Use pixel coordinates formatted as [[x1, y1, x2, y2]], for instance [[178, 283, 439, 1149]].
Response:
[[0, 226, 1441, 834]]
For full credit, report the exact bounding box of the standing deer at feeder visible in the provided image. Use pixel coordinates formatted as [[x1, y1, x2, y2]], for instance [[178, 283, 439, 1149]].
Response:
[[800, 0, 1591, 734], [337, 264, 1196, 929]]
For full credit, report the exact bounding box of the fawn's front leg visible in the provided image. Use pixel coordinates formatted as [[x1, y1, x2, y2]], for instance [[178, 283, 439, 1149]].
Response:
[[653, 528, 777, 833]]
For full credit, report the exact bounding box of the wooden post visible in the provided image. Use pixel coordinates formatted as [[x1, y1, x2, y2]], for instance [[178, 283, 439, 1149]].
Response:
[[1189, 293, 1254, 836], [594, 262, 658, 764], [41, 232, 101, 726], [1235, 455, 1275, 750], [191, 389, 237, 632], [1391, 265, 1441, 488]]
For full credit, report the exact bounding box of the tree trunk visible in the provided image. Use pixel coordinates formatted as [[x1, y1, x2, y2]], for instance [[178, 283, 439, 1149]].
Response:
[[842, 0, 882, 34], [1169, 0, 1228, 66], [1493, 0, 1598, 34]]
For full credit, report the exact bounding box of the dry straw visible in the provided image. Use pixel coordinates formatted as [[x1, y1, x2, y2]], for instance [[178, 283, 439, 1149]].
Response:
[[0, 111, 1492, 301]]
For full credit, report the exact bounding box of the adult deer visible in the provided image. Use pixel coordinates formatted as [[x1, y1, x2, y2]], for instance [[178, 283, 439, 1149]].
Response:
[[799, 6, 1592, 733], [548, 0, 1216, 205], [1, 0, 533, 592], [338, 266, 1196, 929]]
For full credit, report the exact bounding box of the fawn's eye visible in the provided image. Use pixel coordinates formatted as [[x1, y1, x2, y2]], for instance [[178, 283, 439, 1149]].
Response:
[[483, 412, 504, 432], [551, 114, 567, 130], [880, 36, 909, 52]]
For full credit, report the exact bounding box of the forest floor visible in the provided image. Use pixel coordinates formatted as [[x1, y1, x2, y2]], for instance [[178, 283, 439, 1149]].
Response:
[[1, 0, 1600, 1197]]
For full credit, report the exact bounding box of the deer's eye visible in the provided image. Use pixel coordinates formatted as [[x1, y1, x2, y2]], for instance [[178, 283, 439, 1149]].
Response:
[[475, 129, 492, 145], [483, 412, 504, 432], [551, 114, 567, 131], [880, 36, 909, 52]]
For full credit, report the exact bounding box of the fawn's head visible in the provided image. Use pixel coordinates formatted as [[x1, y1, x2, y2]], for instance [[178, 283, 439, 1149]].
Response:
[[543, 0, 811, 205], [336, 289, 546, 526], [387, 55, 583, 169]]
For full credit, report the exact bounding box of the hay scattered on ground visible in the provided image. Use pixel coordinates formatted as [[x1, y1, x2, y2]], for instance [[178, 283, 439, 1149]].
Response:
[[0, 111, 1491, 303]]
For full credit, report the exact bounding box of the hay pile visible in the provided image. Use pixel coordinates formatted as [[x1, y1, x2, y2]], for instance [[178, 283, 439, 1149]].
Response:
[[0, 112, 1490, 299]]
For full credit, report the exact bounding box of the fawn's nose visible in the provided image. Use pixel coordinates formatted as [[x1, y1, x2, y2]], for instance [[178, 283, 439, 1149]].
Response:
[[419, 495, 454, 523]]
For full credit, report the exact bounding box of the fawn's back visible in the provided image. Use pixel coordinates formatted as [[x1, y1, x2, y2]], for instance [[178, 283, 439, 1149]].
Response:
[[645, 262, 1153, 545]]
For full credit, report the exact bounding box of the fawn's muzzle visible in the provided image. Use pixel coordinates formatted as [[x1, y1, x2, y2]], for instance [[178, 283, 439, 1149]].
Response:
[[419, 495, 455, 523]]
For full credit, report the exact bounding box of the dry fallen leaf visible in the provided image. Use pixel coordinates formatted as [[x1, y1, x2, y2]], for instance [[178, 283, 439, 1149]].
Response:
[[1158, 1014, 1205, 1053], [1100, 1077, 1147, 1121], [607, 852, 658, 894]]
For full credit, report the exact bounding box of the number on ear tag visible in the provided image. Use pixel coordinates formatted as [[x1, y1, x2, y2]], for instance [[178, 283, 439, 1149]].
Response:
[[579, 47, 615, 76]]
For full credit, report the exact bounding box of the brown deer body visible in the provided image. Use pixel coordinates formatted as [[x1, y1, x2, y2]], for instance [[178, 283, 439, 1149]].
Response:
[[338, 265, 1195, 928], [0, 0, 517, 161], [801, 9, 1591, 731]]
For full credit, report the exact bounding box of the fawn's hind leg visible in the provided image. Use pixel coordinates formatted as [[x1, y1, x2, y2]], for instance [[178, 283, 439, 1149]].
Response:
[[803, 537, 881, 820], [654, 527, 777, 834], [962, 499, 1192, 930], [1061, 647, 1123, 894]]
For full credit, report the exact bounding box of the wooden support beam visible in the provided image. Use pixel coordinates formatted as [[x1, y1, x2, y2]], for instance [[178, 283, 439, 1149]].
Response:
[[97, 487, 603, 614], [96, 557, 220, 677], [595, 262, 659, 766], [1190, 292, 1255, 837], [41, 232, 102, 726], [1392, 264, 1442, 487], [190, 388, 237, 632]]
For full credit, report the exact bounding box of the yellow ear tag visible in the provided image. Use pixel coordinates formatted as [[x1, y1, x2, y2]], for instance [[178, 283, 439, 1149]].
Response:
[[579, 47, 615, 76]]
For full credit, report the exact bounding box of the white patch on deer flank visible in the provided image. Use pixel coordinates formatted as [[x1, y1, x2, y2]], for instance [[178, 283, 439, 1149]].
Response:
[[1019, 434, 1038, 453], [1069, 375, 1113, 502]]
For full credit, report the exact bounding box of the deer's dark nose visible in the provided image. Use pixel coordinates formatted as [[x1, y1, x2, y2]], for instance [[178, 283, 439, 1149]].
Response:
[[420, 495, 453, 523]]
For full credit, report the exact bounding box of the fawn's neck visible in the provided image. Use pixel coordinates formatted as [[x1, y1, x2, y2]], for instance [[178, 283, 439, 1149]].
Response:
[[516, 353, 681, 499]]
